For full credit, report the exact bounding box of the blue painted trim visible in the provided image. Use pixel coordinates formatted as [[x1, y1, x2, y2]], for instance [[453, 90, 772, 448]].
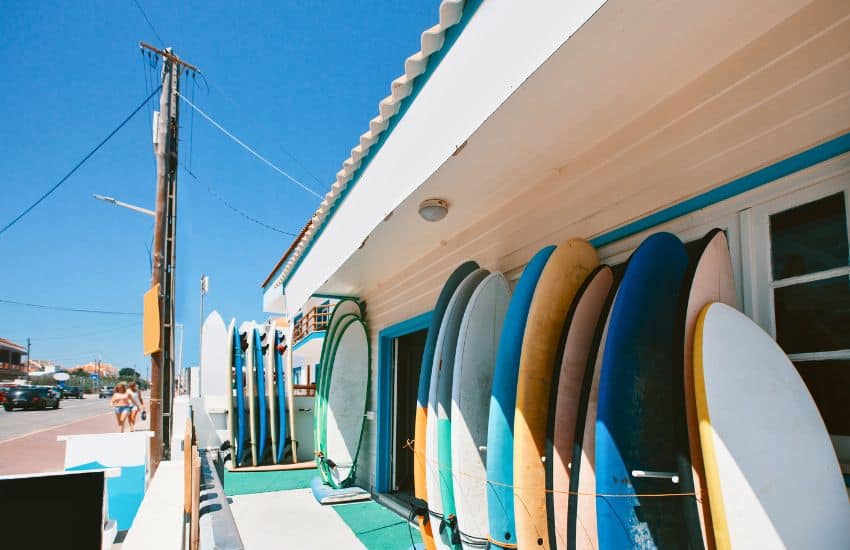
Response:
[[590, 132, 850, 249], [375, 310, 434, 494], [281, 0, 485, 292], [292, 330, 326, 352]]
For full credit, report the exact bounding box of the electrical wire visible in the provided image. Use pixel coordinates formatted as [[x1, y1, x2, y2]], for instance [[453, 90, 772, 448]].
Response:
[[131, 0, 165, 47], [0, 298, 141, 316], [182, 167, 300, 236], [0, 87, 161, 238], [176, 91, 325, 200]]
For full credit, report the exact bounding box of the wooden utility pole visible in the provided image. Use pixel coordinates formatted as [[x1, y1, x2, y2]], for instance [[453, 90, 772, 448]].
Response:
[[144, 41, 199, 473]]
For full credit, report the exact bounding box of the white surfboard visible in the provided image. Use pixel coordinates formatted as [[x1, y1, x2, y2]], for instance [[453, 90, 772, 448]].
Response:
[[695, 303, 850, 549], [450, 272, 511, 546], [262, 322, 279, 464], [225, 318, 237, 460], [425, 268, 488, 550], [324, 317, 370, 486], [240, 321, 258, 467], [200, 311, 228, 411]]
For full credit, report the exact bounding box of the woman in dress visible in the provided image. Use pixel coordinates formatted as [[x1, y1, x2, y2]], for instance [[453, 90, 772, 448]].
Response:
[[127, 381, 146, 432], [110, 383, 132, 432]]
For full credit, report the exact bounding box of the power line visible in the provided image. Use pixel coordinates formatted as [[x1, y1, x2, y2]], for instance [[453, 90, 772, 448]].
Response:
[[176, 91, 325, 200], [0, 298, 141, 316], [131, 0, 165, 47], [183, 167, 299, 236], [0, 87, 161, 238]]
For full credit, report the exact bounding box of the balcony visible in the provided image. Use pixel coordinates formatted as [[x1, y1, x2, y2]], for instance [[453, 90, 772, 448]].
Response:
[[292, 304, 331, 346]]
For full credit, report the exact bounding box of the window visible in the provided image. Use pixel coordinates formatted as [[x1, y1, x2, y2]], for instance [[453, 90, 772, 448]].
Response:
[[750, 175, 850, 437]]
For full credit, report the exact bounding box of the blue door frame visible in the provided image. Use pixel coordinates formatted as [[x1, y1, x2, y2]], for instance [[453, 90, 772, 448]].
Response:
[[375, 310, 433, 494]]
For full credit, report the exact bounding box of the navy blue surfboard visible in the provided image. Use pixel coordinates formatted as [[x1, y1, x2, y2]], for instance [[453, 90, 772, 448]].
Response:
[[254, 328, 268, 463], [275, 330, 288, 464], [235, 328, 247, 466], [485, 246, 555, 547], [595, 232, 692, 548]]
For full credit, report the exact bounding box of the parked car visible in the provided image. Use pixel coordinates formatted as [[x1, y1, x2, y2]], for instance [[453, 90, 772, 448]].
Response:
[[62, 386, 83, 399], [99, 386, 114, 399], [3, 387, 60, 411]]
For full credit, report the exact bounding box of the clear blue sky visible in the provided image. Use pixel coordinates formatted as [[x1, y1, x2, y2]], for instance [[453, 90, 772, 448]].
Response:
[[0, 1, 440, 376]]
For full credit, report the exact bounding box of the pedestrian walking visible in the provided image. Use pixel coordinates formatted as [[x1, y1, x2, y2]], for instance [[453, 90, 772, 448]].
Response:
[[127, 381, 146, 432], [110, 383, 132, 432]]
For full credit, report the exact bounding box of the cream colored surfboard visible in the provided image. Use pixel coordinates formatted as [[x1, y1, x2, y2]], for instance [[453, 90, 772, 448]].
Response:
[[513, 238, 598, 550], [550, 266, 613, 548], [681, 229, 736, 548], [695, 303, 850, 549]]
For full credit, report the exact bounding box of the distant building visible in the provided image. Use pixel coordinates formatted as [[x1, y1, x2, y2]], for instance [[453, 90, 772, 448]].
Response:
[[29, 359, 59, 374], [75, 362, 118, 377], [0, 337, 28, 381]]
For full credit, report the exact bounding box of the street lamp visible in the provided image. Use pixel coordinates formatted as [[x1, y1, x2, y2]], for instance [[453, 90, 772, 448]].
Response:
[[93, 194, 156, 217]]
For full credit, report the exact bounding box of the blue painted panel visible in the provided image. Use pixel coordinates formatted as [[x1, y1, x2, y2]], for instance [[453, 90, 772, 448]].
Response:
[[67, 461, 146, 532], [596, 232, 691, 548], [485, 246, 554, 546], [374, 310, 434, 494]]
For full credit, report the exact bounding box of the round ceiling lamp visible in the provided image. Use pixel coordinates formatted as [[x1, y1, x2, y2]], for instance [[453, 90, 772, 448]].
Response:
[[418, 198, 449, 222]]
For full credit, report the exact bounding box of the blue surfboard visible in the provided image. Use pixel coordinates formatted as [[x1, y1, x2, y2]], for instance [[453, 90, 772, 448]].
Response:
[[234, 327, 247, 466], [485, 246, 555, 548], [254, 328, 268, 464], [596, 232, 691, 548], [275, 330, 288, 464]]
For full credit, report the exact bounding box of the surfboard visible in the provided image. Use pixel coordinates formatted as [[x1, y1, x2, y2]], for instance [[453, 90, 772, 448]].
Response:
[[315, 299, 362, 470], [596, 232, 691, 548], [695, 303, 850, 549], [319, 316, 370, 488], [275, 329, 288, 464], [486, 247, 554, 548], [225, 318, 237, 464], [451, 272, 511, 546], [253, 326, 268, 464], [547, 265, 613, 549], [235, 323, 249, 467], [200, 311, 227, 409], [262, 323, 278, 464], [426, 268, 488, 550], [569, 286, 616, 550], [514, 238, 598, 550], [241, 322, 259, 467], [675, 228, 737, 548], [416, 261, 479, 550]]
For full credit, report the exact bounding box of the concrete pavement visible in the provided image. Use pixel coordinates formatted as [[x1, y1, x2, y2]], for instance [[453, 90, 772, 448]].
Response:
[[0, 393, 149, 476]]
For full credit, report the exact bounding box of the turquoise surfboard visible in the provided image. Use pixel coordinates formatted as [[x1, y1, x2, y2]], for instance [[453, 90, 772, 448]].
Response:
[[485, 246, 554, 547], [596, 232, 692, 548], [234, 327, 247, 466], [275, 330, 288, 464], [254, 327, 268, 463]]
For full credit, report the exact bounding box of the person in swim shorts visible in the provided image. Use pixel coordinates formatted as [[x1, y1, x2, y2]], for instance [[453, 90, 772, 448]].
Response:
[[110, 382, 132, 432], [127, 381, 146, 432]]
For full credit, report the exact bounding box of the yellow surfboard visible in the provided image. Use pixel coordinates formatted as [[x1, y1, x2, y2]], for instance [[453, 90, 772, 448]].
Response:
[[513, 238, 598, 549]]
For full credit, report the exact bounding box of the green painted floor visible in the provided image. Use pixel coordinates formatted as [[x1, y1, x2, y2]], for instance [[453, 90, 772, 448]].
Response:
[[333, 500, 422, 549], [223, 467, 316, 496]]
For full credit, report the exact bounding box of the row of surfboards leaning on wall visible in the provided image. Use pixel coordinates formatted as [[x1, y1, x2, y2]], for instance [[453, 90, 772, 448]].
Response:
[[225, 320, 290, 467], [400, 229, 850, 550]]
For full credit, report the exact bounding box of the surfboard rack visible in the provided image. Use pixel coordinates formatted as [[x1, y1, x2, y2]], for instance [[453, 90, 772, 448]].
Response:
[[631, 470, 680, 483]]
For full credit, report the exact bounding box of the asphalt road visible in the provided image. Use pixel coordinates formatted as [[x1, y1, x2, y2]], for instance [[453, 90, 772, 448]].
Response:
[[0, 394, 114, 443]]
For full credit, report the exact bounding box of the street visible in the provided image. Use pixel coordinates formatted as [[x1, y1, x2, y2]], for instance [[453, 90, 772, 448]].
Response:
[[0, 393, 149, 476]]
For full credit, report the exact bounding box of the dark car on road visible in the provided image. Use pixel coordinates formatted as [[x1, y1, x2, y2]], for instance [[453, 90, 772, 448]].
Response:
[[3, 387, 60, 411], [62, 386, 83, 399], [99, 386, 114, 399]]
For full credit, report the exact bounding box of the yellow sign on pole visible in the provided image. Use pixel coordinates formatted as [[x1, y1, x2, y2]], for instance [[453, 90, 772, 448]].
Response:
[[143, 284, 161, 355]]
